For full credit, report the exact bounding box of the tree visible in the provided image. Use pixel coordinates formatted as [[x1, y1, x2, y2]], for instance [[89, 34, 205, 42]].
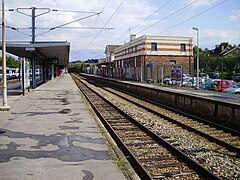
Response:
[[68, 62, 83, 73], [213, 42, 232, 57], [0, 56, 20, 68]]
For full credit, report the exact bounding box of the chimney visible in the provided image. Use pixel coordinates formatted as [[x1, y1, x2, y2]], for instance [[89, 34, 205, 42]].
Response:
[[221, 45, 225, 52], [130, 34, 136, 42]]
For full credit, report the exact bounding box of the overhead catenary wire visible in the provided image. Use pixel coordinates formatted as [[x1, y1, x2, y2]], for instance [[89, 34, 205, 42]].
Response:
[[114, 0, 199, 45], [135, 0, 199, 35], [1, 24, 31, 37], [110, 0, 173, 45], [2, 7, 104, 38], [35, 12, 101, 37], [131, 0, 173, 31], [7, 26, 113, 30], [1, 8, 98, 14], [51, 9, 98, 14], [159, 0, 230, 34], [49, 12, 101, 30], [71, 0, 111, 56], [112, 0, 197, 45], [79, 0, 126, 58]]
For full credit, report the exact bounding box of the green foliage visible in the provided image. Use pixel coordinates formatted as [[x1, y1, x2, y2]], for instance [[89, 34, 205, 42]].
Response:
[[222, 72, 232, 79], [0, 56, 20, 68], [193, 42, 240, 77], [68, 62, 83, 73]]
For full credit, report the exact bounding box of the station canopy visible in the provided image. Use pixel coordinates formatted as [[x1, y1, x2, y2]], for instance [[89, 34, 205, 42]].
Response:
[[1, 41, 70, 67]]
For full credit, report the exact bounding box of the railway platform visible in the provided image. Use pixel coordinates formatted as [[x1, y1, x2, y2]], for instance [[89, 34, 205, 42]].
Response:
[[0, 74, 127, 180]]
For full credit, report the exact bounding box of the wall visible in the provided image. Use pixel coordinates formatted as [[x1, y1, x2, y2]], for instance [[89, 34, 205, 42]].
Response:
[[82, 74, 240, 131]]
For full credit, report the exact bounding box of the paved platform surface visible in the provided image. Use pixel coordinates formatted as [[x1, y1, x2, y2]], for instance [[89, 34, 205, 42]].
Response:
[[0, 74, 126, 180], [83, 74, 240, 104]]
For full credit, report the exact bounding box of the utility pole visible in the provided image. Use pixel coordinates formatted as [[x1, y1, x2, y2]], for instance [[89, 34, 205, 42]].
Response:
[[31, 7, 36, 88], [0, 0, 10, 111], [16, 7, 50, 88], [193, 27, 200, 89]]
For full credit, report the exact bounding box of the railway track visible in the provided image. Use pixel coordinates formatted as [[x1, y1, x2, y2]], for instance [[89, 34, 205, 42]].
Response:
[[81, 76, 240, 178], [100, 84, 240, 156], [71, 74, 221, 179]]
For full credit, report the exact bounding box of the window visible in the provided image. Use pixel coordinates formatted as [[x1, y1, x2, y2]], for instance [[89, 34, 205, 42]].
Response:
[[223, 81, 230, 85], [180, 44, 186, 52], [151, 43, 157, 51], [170, 60, 176, 65], [138, 44, 143, 50]]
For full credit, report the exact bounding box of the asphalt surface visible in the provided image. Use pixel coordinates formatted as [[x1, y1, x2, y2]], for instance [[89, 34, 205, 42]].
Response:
[[0, 74, 126, 180]]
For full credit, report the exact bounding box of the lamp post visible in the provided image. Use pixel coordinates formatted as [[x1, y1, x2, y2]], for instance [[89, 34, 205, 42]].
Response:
[[193, 27, 199, 89]]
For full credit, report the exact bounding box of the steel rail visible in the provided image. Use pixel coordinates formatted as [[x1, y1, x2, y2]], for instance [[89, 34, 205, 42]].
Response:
[[82, 74, 240, 136], [71, 75, 152, 179], [71, 74, 220, 179], [100, 85, 240, 156]]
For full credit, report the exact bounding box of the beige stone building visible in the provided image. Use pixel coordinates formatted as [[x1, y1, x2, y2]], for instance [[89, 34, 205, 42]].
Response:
[[112, 35, 193, 82]]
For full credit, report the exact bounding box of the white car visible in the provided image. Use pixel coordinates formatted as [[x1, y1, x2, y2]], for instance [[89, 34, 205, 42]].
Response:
[[223, 83, 240, 95], [183, 78, 197, 87], [163, 77, 172, 85], [182, 74, 191, 80]]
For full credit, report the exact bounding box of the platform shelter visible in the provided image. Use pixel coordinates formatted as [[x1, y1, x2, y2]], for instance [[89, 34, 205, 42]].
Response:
[[1, 41, 70, 88]]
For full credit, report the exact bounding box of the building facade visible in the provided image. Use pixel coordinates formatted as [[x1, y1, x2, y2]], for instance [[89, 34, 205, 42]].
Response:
[[104, 45, 120, 77], [112, 35, 193, 82]]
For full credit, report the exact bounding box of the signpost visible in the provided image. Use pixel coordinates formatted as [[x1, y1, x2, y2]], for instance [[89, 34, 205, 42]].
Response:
[[146, 62, 154, 82], [171, 65, 183, 85]]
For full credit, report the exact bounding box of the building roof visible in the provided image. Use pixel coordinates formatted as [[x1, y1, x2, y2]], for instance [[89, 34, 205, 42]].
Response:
[[0, 41, 70, 67], [105, 45, 120, 53], [114, 35, 193, 52], [221, 46, 240, 57]]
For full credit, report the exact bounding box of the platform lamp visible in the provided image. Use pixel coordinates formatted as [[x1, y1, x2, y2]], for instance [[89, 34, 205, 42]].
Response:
[[193, 27, 200, 89]]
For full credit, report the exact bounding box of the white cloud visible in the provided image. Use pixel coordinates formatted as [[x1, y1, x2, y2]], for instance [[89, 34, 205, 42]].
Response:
[[201, 29, 239, 48], [183, 0, 218, 7], [228, 10, 240, 22]]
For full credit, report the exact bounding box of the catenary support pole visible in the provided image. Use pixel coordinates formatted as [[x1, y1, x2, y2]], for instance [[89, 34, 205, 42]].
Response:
[[31, 7, 36, 88], [0, 0, 10, 111]]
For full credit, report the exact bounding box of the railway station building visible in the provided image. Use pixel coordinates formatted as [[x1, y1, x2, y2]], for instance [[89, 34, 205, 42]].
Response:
[[112, 35, 193, 82]]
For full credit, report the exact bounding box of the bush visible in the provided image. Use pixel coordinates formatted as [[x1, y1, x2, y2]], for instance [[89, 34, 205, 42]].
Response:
[[68, 62, 83, 73]]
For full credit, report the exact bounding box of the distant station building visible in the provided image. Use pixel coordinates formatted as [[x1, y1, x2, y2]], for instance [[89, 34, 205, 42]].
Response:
[[99, 45, 120, 77], [82, 59, 99, 75], [112, 35, 193, 82], [96, 58, 108, 77]]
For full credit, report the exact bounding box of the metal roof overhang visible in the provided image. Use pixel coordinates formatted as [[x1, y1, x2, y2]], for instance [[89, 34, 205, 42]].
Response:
[[1, 41, 70, 67]]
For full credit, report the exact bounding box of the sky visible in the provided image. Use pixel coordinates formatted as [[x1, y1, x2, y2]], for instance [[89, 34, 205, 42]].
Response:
[[0, 0, 239, 62]]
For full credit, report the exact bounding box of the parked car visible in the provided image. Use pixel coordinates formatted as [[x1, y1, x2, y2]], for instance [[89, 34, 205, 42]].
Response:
[[172, 74, 192, 85], [199, 79, 214, 90], [183, 77, 197, 87], [209, 79, 235, 92], [209, 72, 220, 79], [231, 73, 240, 82], [182, 74, 192, 80], [163, 76, 172, 85], [200, 73, 209, 79], [223, 83, 240, 94]]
